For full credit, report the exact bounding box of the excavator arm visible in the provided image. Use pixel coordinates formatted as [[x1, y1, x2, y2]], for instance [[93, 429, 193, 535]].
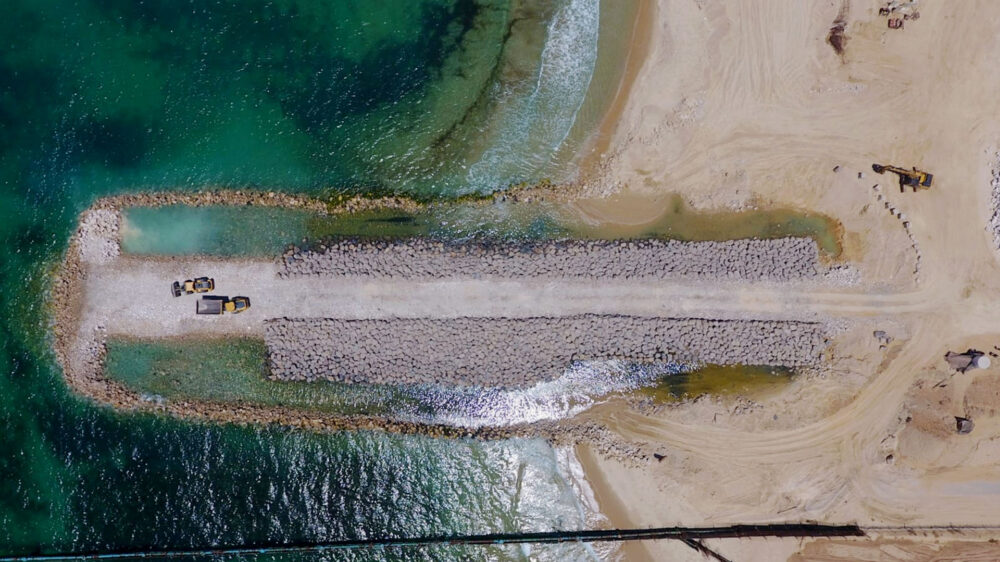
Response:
[[872, 163, 932, 190]]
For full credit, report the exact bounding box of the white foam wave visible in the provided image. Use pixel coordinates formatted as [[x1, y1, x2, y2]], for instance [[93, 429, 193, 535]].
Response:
[[395, 360, 685, 429]]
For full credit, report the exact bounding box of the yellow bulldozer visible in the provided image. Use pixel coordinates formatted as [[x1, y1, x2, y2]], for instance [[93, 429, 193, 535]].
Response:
[[872, 163, 933, 192]]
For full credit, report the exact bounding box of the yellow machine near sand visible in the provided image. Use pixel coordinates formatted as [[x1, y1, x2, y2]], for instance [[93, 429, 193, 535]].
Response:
[[196, 296, 251, 315], [172, 276, 215, 297], [872, 163, 933, 191]]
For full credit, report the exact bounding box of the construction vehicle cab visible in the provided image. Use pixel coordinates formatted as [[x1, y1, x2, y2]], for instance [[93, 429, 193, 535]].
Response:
[[872, 163, 933, 191], [172, 276, 215, 297], [224, 296, 251, 314]]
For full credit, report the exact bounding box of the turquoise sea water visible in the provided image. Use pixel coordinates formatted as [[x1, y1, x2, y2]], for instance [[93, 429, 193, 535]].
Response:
[[105, 338, 693, 428], [0, 0, 622, 557]]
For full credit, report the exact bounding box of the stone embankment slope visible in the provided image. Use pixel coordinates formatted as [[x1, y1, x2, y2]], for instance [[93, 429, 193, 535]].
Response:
[[58, 203, 839, 417], [268, 237, 827, 387], [280, 237, 820, 281], [266, 315, 826, 388]]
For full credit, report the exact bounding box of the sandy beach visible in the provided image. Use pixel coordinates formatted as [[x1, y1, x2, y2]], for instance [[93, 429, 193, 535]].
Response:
[[578, 0, 1000, 559]]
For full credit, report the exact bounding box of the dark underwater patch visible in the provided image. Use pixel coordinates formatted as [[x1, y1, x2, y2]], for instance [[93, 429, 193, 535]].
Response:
[[74, 115, 151, 169]]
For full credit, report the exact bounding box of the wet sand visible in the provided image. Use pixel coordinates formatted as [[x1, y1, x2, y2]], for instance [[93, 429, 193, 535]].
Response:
[[572, 0, 655, 190]]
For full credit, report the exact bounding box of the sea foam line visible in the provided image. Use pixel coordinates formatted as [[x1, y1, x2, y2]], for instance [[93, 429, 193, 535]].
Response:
[[392, 361, 685, 429]]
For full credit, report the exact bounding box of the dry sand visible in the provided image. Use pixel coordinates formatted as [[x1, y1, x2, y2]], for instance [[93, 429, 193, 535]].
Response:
[[577, 0, 1000, 559]]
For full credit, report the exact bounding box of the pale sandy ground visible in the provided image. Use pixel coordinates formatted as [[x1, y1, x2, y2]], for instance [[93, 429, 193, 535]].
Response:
[[578, 0, 1000, 559], [80, 258, 872, 341]]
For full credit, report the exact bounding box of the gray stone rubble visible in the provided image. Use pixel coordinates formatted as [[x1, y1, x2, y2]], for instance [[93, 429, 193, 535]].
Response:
[[265, 315, 827, 388], [77, 209, 121, 265], [279, 237, 820, 281]]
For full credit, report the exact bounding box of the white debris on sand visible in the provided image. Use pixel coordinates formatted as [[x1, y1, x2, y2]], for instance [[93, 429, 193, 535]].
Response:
[[989, 151, 1000, 252]]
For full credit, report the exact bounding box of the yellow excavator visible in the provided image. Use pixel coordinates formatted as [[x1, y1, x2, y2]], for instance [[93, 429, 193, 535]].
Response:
[[872, 163, 933, 191]]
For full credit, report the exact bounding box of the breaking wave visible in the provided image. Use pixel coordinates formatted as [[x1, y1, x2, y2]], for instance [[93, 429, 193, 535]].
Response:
[[465, 0, 600, 191]]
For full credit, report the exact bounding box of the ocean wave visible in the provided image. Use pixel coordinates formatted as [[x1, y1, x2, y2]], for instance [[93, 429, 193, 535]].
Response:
[[465, 0, 600, 191]]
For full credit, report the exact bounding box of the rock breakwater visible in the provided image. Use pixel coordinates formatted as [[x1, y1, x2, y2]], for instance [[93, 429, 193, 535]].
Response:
[[77, 209, 121, 265], [279, 237, 820, 281], [265, 315, 826, 388]]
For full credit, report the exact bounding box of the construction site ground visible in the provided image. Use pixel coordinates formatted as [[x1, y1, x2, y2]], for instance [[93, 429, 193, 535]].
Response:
[[571, 0, 1000, 559]]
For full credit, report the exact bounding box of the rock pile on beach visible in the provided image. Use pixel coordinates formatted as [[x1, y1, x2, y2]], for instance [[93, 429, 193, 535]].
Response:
[[77, 209, 121, 265], [265, 315, 826, 388], [279, 237, 820, 281]]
